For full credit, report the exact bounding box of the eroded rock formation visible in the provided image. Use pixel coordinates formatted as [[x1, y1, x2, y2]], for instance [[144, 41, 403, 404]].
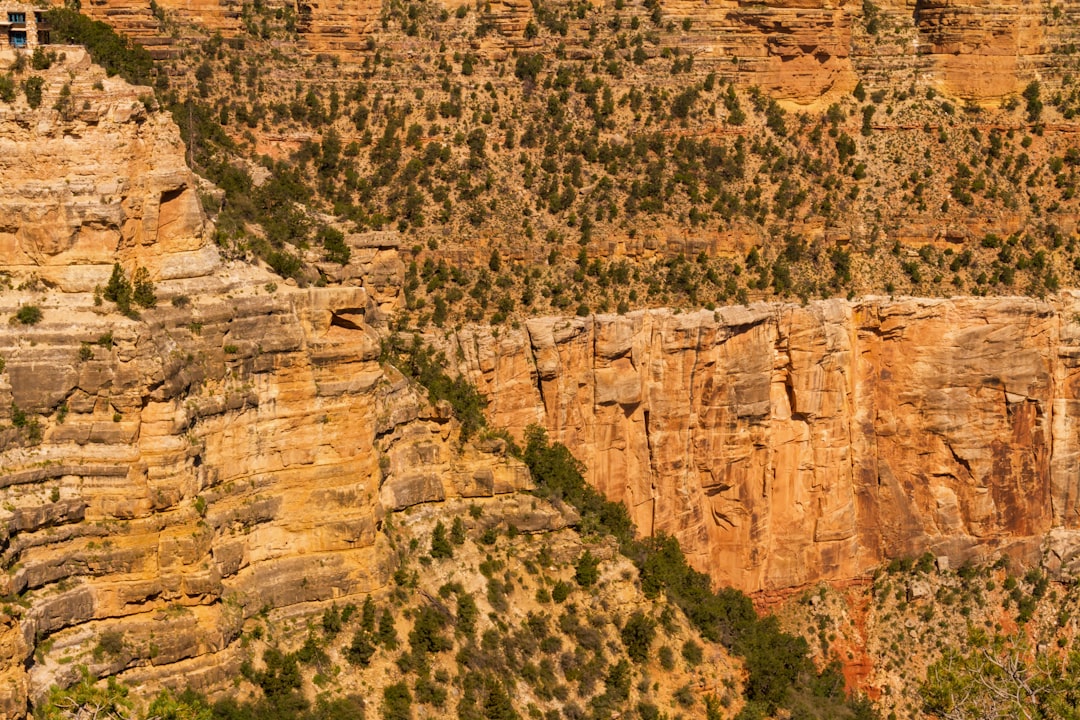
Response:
[[0, 47, 214, 291], [450, 296, 1080, 592], [0, 50, 527, 717]]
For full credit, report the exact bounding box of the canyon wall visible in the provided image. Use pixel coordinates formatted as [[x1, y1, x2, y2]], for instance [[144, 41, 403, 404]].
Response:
[[0, 51, 530, 718], [450, 296, 1080, 593], [0, 276, 531, 716], [73, 0, 1080, 102], [0, 46, 215, 292]]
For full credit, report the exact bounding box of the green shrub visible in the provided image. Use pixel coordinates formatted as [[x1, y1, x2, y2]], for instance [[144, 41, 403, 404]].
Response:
[[673, 683, 695, 708], [321, 605, 342, 638], [14, 304, 42, 325], [574, 550, 599, 587], [450, 516, 466, 544], [456, 593, 479, 636], [430, 520, 453, 559], [46, 9, 154, 85], [381, 682, 412, 720], [319, 226, 351, 264], [378, 608, 398, 649], [658, 644, 675, 670], [681, 639, 703, 666], [514, 53, 545, 83], [381, 334, 488, 441], [551, 580, 571, 603], [103, 263, 133, 314], [409, 605, 451, 655], [95, 631, 125, 658], [31, 47, 57, 70], [0, 74, 15, 103], [620, 612, 655, 663], [132, 267, 156, 308], [345, 630, 376, 666], [22, 76, 44, 109]]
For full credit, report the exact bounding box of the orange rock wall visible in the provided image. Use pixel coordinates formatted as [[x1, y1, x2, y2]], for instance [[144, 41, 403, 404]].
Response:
[[452, 296, 1080, 592], [72, 0, 1080, 101], [0, 47, 215, 291]]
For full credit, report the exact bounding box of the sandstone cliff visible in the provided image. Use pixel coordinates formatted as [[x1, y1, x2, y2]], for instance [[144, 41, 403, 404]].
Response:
[[0, 50, 533, 717], [0, 46, 214, 292], [449, 296, 1080, 593]]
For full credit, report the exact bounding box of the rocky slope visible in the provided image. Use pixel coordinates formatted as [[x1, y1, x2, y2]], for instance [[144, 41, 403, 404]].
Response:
[[447, 295, 1080, 593], [127, 0, 1080, 334], [773, 554, 1080, 718]]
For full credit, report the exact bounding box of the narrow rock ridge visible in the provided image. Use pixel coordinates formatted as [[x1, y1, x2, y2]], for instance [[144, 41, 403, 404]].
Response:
[[449, 295, 1080, 593]]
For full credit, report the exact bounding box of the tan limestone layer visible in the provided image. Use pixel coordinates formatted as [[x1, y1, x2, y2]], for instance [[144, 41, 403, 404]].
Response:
[[0, 47, 214, 292], [451, 296, 1080, 593], [0, 280, 527, 718]]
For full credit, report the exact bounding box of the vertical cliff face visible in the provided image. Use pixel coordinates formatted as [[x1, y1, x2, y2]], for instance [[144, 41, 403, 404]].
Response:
[[854, 0, 1064, 100], [451, 296, 1080, 593]]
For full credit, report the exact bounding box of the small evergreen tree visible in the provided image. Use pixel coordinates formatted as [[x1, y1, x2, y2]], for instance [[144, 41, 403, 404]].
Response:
[[620, 611, 656, 664], [103, 263, 133, 314], [132, 266, 156, 308], [431, 520, 453, 559], [381, 682, 412, 720], [362, 596, 377, 633], [378, 608, 398, 649], [574, 550, 600, 587], [450, 516, 466, 545], [345, 630, 376, 666], [23, 75, 44, 109]]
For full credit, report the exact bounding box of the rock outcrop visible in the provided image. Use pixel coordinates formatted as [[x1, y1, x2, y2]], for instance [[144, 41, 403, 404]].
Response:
[[0, 47, 214, 292], [0, 49, 521, 717], [450, 296, 1080, 592], [0, 280, 529, 715]]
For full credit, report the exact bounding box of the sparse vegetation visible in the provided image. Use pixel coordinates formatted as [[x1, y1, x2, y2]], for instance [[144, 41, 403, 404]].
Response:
[[13, 304, 42, 325]]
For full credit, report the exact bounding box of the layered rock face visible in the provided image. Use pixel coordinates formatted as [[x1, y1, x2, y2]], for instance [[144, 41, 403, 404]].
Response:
[[658, 0, 859, 103], [0, 51, 528, 718], [664, 0, 1073, 101], [451, 296, 1080, 593], [852, 0, 1064, 100], [0, 47, 215, 291], [75, 0, 1076, 102], [0, 280, 528, 715]]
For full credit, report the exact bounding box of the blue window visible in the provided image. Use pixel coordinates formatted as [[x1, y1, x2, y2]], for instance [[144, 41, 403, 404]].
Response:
[[8, 13, 25, 23], [10, 31, 26, 47]]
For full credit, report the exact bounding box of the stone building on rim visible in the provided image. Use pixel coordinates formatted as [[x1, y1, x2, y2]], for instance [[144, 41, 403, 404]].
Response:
[[1, 3, 50, 49]]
